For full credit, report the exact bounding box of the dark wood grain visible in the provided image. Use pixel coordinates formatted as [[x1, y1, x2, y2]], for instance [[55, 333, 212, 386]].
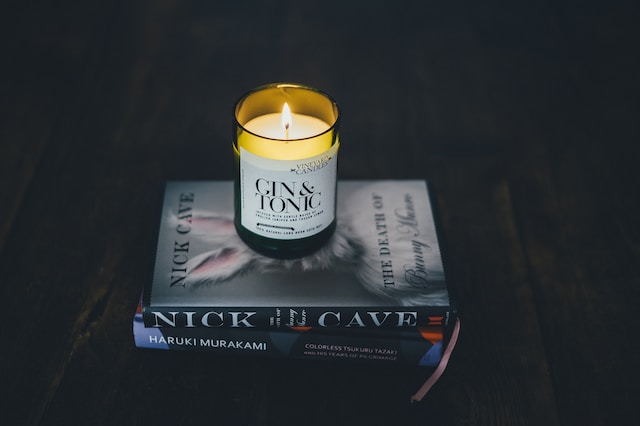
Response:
[[1, 1, 639, 424]]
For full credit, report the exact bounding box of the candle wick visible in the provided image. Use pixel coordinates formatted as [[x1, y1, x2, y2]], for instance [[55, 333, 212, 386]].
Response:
[[282, 102, 291, 140]]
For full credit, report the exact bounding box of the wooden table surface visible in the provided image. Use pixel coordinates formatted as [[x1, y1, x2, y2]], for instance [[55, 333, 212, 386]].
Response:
[[2, 1, 639, 425]]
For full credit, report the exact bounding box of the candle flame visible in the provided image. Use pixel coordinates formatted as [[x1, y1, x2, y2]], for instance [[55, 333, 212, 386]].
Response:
[[281, 103, 291, 138]]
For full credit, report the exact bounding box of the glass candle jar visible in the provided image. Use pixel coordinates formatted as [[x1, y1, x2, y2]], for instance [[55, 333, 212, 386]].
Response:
[[233, 83, 340, 258]]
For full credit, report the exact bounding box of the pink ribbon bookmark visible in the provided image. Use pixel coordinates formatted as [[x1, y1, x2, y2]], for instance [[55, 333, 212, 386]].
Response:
[[411, 318, 461, 402]]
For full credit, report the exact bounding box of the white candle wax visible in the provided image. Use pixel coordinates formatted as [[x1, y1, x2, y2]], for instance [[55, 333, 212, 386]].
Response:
[[244, 113, 329, 140]]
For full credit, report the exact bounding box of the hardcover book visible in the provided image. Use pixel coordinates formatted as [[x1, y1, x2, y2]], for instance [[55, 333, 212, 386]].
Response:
[[141, 180, 455, 331], [134, 300, 446, 367]]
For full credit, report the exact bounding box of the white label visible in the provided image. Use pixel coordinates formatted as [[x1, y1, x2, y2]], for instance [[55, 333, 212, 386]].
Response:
[[239, 143, 339, 240]]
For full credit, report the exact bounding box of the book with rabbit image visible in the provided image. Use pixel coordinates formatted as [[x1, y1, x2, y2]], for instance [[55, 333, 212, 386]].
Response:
[[141, 180, 456, 330]]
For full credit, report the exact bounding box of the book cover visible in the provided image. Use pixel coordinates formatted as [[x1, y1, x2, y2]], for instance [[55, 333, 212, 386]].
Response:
[[142, 180, 455, 330], [133, 301, 445, 367]]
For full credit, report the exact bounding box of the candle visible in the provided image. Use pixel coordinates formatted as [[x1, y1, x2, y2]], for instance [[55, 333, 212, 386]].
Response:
[[232, 83, 340, 258], [241, 103, 333, 160]]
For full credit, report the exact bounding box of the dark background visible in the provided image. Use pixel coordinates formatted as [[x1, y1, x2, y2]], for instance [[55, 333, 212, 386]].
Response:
[[1, 1, 639, 425]]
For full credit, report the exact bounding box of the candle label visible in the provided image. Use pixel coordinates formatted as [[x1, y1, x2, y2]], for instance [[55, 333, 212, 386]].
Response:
[[239, 143, 339, 240]]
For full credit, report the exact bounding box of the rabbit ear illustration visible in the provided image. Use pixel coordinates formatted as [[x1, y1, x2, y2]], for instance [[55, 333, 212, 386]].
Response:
[[189, 213, 236, 235], [187, 246, 256, 285], [167, 211, 236, 242]]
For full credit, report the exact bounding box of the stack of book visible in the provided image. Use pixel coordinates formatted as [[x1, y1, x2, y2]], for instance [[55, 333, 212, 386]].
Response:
[[133, 180, 457, 368]]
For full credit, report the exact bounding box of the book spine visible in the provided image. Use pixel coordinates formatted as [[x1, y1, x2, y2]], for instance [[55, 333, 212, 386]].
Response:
[[141, 305, 452, 330], [134, 312, 445, 367]]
